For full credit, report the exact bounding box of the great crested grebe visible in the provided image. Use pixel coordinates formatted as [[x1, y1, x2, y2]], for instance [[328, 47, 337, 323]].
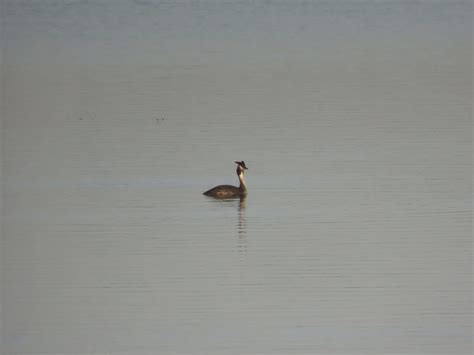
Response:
[[203, 161, 248, 198]]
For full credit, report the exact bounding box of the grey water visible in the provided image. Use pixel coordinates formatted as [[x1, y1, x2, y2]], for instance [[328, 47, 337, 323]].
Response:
[[1, 1, 472, 354]]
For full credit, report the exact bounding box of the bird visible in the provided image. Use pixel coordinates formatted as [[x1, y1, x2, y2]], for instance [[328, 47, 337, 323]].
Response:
[[203, 161, 248, 198]]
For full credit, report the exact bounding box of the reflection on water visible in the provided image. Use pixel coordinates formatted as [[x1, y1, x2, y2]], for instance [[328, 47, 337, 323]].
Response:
[[238, 197, 247, 256], [204, 196, 248, 256], [237, 197, 247, 245]]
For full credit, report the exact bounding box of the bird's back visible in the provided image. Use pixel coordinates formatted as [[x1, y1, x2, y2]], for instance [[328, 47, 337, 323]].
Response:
[[203, 185, 241, 198]]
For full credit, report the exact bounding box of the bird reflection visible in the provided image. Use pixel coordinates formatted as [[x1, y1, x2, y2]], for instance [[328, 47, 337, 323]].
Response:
[[237, 196, 247, 256], [204, 195, 247, 256]]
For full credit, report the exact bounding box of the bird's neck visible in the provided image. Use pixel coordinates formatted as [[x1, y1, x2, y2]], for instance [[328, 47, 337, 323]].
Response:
[[238, 172, 247, 192]]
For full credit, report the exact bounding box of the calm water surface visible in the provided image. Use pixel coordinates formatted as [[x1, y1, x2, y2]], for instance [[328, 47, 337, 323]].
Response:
[[1, 1, 472, 354]]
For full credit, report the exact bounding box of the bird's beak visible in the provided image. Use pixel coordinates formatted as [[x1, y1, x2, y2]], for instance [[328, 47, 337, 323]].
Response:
[[235, 161, 248, 170], [241, 165, 248, 170]]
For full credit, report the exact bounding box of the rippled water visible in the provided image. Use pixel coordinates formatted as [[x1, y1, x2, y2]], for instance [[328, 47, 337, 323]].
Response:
[[1, 1, 472, 354]]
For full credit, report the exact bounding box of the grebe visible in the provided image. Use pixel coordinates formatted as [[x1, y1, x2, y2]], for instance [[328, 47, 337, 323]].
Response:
[[203, 161, 248, 198]]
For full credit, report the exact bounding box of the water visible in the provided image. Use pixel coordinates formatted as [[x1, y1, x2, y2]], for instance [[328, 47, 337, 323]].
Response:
[[1, 1, 472, 354]]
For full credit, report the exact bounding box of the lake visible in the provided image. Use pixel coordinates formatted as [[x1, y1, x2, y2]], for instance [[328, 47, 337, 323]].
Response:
[[1, 1, 472, 354]]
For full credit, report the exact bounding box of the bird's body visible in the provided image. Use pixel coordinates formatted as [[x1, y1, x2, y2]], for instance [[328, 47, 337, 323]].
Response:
[[203, 184, 243, 198], [203, 161, 248, 199]]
